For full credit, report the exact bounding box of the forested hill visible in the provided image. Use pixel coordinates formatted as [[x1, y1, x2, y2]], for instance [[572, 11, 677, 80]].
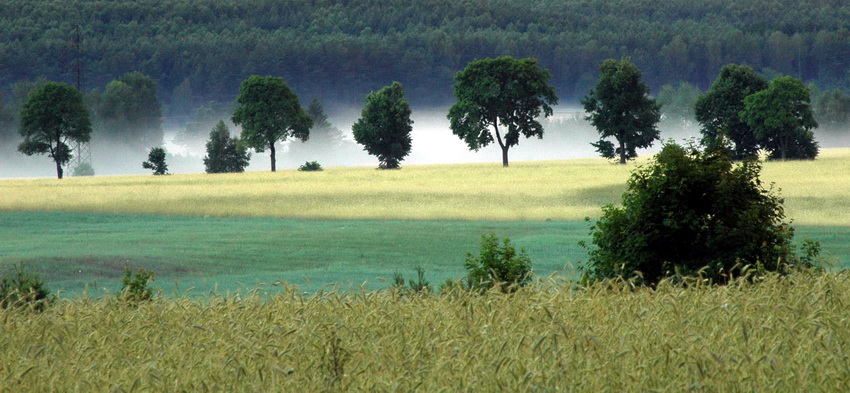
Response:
[[2, 0, 850, 108]]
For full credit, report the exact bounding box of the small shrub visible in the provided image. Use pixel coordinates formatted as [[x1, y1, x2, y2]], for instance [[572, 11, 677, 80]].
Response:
[[142, 147, 169, 175], [464, 233, 532, 293], [298, 161, 323, 171], [121, 268, 155, 302], [0, 263, 52, 311], [71, 162, 95, 176], [389, 266, 431, 294]]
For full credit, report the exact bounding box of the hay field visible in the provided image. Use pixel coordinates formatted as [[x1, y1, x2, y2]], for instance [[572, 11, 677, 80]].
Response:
[[2, 148, 849, 225], [3, 272, 850, 392]]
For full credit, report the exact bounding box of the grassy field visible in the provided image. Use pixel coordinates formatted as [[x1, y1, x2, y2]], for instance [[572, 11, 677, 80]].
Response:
[[2, 148, 849, 225], [3, 272, 850, 392], [2, 211, 847, 296]]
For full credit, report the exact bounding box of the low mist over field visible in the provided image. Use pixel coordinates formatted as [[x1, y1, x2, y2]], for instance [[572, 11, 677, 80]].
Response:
[[3, 103, 849, 179]]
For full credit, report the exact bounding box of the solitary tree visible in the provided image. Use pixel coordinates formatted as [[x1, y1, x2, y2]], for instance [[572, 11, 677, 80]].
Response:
[[98, 72, 163, 150], [204, 121, 251, 173], [448, 57, 557, 167], [582, 58, 661, 164], [18, 82, 92, 179], [352, 81, 413, 169], [694, 64, 769, 159], [741, 76, 819, 160], [142, 147, 168, 175], [232, 75, 312, 172]]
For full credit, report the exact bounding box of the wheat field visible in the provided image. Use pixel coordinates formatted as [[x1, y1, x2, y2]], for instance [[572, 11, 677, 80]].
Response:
[[2, 272, 850, 392], [2, 148, 849, 225]]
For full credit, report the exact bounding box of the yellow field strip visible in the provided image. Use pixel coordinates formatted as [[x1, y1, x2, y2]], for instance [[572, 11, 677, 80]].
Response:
[[1, 148, 848, 225]]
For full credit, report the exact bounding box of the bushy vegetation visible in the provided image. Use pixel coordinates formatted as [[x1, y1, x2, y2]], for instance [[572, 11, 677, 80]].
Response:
[[297, 161, 323, 172], [2, 272, 850, 391], [71, 162, 95, 177], [582, 140, 815, 285], [464, 233, 532, 292], [203, 120, 250, 174], [0, 263, 51, 311], [120, 268, 155, 302]]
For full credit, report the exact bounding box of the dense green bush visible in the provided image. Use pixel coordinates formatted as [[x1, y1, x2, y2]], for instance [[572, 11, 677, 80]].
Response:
[[121, 268, 155, 302], [581, 140, 814, 286], [0, 263, 52, 311], [464, 233, 532, 293], [298, 161, 323, 171]]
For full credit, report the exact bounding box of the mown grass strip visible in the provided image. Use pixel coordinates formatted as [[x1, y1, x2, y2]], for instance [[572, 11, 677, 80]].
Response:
[[2, 211, 846, 297]]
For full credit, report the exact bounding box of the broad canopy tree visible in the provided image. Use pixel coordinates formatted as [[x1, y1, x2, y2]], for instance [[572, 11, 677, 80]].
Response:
[[741, 76, 819, 160], [352, 81, 413, 169], [448, 56, 557, 167], [18, 82, 92, 179], [232, 75, 312, 172], [694, 64, 769, 159], [582, 58, 661, 164]]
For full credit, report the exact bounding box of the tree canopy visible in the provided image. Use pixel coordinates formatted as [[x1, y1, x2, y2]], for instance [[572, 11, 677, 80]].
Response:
[[204, 121, 251, 174], [97, 72, 163, 151], [352, 82, 413, 169], [231, 75, 312, 172], [741, 76, 819, 160], [448, 56, 557, 167], [142, 147, 168, 175], [17, 82, 91, 179], [694, 64, 769, 159], [582, 58, 660, 164]]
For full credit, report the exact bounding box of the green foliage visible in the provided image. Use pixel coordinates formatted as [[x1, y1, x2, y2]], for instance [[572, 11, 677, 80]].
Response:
[[741, 76, 819, 160], [176, 101, 233, 146], [232, 75, 312, 172], [657, 82, 701, 120], [298, 161, 323, 171], [582, 141, 806, 286], [121, 268, 155, 302], [142, 147, 169, 175], [695, 64, 769, 159], [17, 81, 92, 179], [204, 121, 251, 174], [582, 58, 661, 164], [0, 263, 51, 311], [448, 56, 558, 167], [71, 162, 95, 177], [811, 88, 850, 127], [352, 81, 413, 169], [464, 233, 532, 293], [97, 72, 163, 150]]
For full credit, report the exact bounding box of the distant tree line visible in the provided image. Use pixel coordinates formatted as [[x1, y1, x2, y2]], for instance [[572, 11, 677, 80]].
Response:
[[2, 0, 850, 109]]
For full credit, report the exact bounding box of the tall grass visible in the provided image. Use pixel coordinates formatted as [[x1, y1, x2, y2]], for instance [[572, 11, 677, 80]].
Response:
[[3, 148, 848, 224], [2, 272, 850, 392]]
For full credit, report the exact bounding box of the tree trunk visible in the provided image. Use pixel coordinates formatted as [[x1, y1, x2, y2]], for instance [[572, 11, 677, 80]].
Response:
[[493, 123, 509, 167], [55, 159, 64, 179], [618, 139, 627, 165], [269, 144, 276, 172], [780, 136, 787, 161]]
